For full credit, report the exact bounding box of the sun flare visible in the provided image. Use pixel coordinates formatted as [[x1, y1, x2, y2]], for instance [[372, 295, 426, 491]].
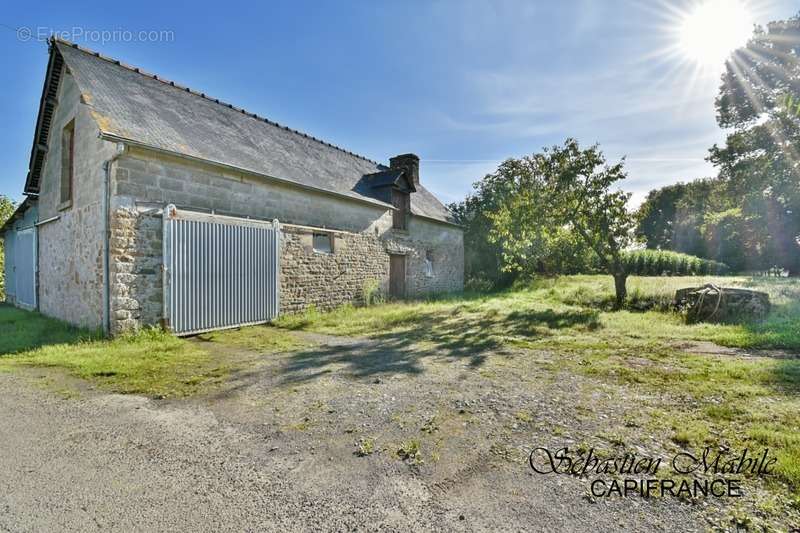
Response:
[[678, 0, 754, 67]]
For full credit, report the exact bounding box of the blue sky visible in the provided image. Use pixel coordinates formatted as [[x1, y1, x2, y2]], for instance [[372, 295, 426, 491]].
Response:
[[0, 0, 797, 207]]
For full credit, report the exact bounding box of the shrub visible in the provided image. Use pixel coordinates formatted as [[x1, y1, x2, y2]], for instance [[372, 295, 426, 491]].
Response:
[[362, 279, 384, 307]]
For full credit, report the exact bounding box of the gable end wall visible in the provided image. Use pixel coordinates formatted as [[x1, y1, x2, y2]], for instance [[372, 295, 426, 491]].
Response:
[[35, 67, 117, 329]]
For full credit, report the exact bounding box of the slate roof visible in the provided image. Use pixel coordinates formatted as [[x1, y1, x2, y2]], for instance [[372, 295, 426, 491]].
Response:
[[358, 169, 416, 192], [25, 39, 455, 224]]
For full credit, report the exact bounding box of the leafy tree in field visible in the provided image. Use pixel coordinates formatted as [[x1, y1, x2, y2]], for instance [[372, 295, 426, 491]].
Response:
[[0, 195, 17, 299], [488, 139, 636, 308], [700, 208, 752, 273], [636, 183, 688, 250], [672, 179, 725, 260], [636, 178, 755, 267], [710, 14, 800, 275], [448, 169, 520, 289]]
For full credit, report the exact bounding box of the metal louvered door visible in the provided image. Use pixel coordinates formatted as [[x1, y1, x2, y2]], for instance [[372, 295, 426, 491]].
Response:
[[163, 205, 280, 336], [13, 227, 37, 310]]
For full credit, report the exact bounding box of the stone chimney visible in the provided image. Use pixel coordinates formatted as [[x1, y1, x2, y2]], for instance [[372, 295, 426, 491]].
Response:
[[389, 153, 420, 188]]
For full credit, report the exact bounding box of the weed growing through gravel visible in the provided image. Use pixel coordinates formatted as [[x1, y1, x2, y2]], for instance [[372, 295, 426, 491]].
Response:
[[198, 324, 311, 353], [397, 439, 423, 463], [355, 437, 376, 456]]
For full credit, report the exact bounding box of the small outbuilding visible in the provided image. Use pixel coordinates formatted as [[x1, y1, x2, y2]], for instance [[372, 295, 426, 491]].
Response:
[[1, 198, 38, 310]]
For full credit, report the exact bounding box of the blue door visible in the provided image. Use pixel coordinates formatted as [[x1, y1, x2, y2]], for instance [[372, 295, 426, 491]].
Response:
[[13, 227, 37, 310], [3, 231, 15, 303]]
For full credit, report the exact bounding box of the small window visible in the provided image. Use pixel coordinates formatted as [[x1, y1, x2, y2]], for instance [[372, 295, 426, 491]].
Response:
[[392, 189, 409, 230], [424, 250, 434, 278], [313, 232, 333, 254], [60, 120, 75, 207]]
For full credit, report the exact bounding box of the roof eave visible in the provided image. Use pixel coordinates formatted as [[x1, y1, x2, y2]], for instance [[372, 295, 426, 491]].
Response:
[[23, 39, 64, 195], [411, 211, 462, 229]]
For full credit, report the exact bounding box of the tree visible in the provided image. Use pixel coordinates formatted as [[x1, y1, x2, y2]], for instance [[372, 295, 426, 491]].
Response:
[[710, 14, 800, 275], [449, 167, 522, 288], [0, 195, 17, 299], [488, 139, 637, 308], [635, 178, 758, 268], [451, 152, 597, 288], [636, 183, 688, 250]]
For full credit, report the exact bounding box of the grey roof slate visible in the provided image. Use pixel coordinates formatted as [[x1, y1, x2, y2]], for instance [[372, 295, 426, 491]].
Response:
[[357, 169, 415, 192], [54, 41, 455, 224]]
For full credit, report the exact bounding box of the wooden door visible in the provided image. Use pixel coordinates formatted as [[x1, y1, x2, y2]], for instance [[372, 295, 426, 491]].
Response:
[[389, 254, 406, 299]]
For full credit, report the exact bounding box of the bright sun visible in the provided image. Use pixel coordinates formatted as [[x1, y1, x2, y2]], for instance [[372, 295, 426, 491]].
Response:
[[679, 0, 754, 67]]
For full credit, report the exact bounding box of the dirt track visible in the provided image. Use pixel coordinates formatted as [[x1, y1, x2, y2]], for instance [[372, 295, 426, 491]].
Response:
[[0, 333, 710, 532]]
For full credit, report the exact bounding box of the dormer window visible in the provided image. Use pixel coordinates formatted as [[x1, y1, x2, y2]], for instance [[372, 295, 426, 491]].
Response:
[[363, 153, 419, 230], [392, 189, 409, 230]]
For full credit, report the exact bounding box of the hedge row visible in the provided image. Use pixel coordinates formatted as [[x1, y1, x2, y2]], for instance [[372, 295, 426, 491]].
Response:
[[619, 249, 730, 276]]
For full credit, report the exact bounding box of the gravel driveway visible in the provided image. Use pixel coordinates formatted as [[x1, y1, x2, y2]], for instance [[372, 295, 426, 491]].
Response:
[[0, 333, 710, 532]]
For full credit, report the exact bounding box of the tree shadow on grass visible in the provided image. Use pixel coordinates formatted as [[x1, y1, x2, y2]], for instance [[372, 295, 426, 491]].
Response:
[[740, 301, 800, 349], [770, 359, 800, 394], [0, 304, 96, 356], [278, 307, 600, 384]]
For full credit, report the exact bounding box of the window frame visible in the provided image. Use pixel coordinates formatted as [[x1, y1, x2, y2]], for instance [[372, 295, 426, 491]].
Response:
[[424, 250, 434, 278], [59, 119, 75, 210], [312, 232, 334, 254]]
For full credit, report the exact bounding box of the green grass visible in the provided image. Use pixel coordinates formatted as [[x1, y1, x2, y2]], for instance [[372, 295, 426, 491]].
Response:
[[0, 305, 224, 397], [0, 304, 98, 354], [277, 275, 800, 351], [198, 324, 311, 353]]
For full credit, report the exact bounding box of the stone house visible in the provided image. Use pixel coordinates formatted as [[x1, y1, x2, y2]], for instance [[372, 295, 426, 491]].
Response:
[[1, 38, 463, 335]]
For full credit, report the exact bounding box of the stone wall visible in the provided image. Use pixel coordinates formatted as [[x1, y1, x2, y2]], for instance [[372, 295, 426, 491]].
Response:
[[106, 150, 464, 332], [387, 217, 465, 297], [36, 65, 117, 329], [114, 148, 392, 234], [108, 204, 163, 334], [280, 226, 388, 313]]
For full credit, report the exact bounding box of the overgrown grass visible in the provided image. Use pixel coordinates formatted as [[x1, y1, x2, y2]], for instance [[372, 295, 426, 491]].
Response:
[[0, 305, 224, 397], [277, 275, 800, 351]]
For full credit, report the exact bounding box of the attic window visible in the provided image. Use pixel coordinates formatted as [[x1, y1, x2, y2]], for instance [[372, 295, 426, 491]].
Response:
[[392, 189, 409, 230], [60, 119, 75, 208], [313, 232, 333, 254]]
